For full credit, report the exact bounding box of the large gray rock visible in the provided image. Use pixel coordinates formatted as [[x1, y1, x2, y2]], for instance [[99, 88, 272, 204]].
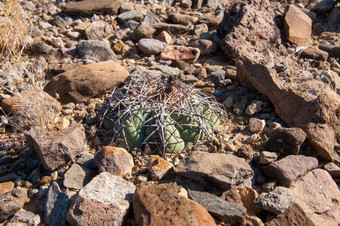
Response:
[[63, 0, 122, 15], [76, 40, 117, 62], [25, 123, 86, 171], [85, 21, 114, 40], [138, 38, 166, 55], [0, 188, 28, 222], [45, 182, 71, 226], [67, 172, 136, 226], [189, 190, 246, 224], [263, 155, 318, 187], [5, 210, 40, 226], [44, 61, 129, 104], [176, 151, 254, 190], [63, 163, 97, 190]]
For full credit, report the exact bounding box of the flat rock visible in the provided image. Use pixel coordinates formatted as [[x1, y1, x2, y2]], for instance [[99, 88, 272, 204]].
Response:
[[262, 155, 318, 187], [152, 22, 191, 34], [25, 123, 86, 171], [236, 57, 340, 161], [254, 186, 296, 214], [133, 182, 216, 226], [301, 46, 328, 61], [284, 5, 312, 46], [63, 163, 97, 189], [176, 151, 254, 190], [0, 182, 14, 194], [217, 0, 281, 61], [95, 146, 134, 177], [44, 60, 129, 104], [138, 38, 166, 55], [132, 22, 156, 41], [84, 20, 114, 40], [0, 188, 28, 222], [160, 45, 200, 63], [168, 13, 198, 25], [265, 127, 307, 155], [67, 172, 136, 226], [63, 0, 122, 15], [291, 169, 340, 226], [45, 182, 71, 226], [5, 210, 40, 226], [76, 40, 117, 62], [147, 155, 174, 180], [259, 151, 279, 164], [117, 10, 143, 22], [319, 44, 340, 57], [189, 190, 246, 223]]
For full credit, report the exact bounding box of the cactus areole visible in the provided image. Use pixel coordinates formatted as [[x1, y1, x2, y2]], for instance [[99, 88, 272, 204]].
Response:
[[98, 74, 227, 158]]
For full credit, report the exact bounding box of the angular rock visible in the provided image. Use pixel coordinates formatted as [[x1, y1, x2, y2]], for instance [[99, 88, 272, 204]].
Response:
[[0, 182, 14, 194], [160, 45, 200, 63], [168, 13, 198, 25], [189, 190, 246, 223], [263, 155, 318, 187], [236, 57, 340, 161], [76, 40, 117, 62], [199, 39, 218, 56], [117, 10, 143, 22], [176, 151, 254, 190], [291, 169, 340, 226], [254, 186, 296, 214], [327, 7, 340, 26], [147, 155, 174, 180], [95, 146, 134, 177], [311, 0, 336, 16], [138, 38, 166, 55], [258, 151, 278, 164], [152, 22, 191, 34], [0, 188, 27, 222], [217, 0, 281, 61], [249, 118, 266, 133], [44, 60, 129, 104], [45, 182, 71, 226], [63, 0, 122, 15], [67, 173, 136, 226], [238, 186, 259, 214], [63, 163, 97, 190], [25, 123, 86, 171], [76, 152, 96, 169], [324, 162, 340, 178], [301, 46, 328, 61], [133, 182, 216, 226], [319, 44, 340, 57], [5, 210, 40, 226], [265, 127, 307, 155], [156, 65, 180, 76], [84, 20, 114, 40], [156, 31, 172, 44], [284, 5, 312, 46], [132, 22, 156, 41]]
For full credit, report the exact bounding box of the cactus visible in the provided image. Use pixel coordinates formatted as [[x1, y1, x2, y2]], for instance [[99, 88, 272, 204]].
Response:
[[98, 74, 227, 158]]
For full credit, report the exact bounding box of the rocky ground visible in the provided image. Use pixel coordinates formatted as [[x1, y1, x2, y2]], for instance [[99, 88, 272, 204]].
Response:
[[0, 0, 340, 225]]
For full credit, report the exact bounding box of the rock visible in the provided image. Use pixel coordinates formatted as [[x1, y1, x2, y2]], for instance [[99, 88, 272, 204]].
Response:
[[192, 0, 204, 9], [95, 146, 134, 177], [119, 2, 134, 13], [265, 203, 315, 226], [84, 20, 114, 40], [323, 162, 340, 178], [67, 172, 136, 226], [236, 57, 340, 161], [217, 0, 281, 61], [176, 151, 254, 190], [0, 188, 27, 222], [63, 0, 122, 15], [25, 123, 86, 171], [327, 7, 340, 26], [160, 45, 200, 63], [44, 61, 129, 104], [199, 39, 218, 55], [189, 190, 246, 223], [265, 127, 307, 155], [206, 0, 226, 8], [284, 5, 312, 46], [168, 13, 198, 25], [152, 22, 191, 34], [223, 96, 233, 108], [319, 44, 340, 57], [238, 186, 259, 214], [249, 118, 266, 133], [156, 31, 172, 44], [112, 40, 129, 55], [245, 100, 263, 116], [180, 74, 199, 83], [195, 24, 209, 37], [311, 0, 336, 16], [132, 22, 156, 41], [63, 164, 97, 190], [0, 182, 14, 194], [301, 46, 328, 61], [254, 186, 296, 214], [5, 210, 40, 226], [291, 169, 340, 226], [76, 152, 96, 169], [259, 151, 279, 164], [143, 11, 161, 25], [76, 39, 117, 61], [45, 182, 71, 226], [138, 38, 166, 55], [262, 155, 318, 187], [133, 182, 216, 226], [117, 10, 143, 22], [147, 155, 174, 180], [156, 65, 180, 76]]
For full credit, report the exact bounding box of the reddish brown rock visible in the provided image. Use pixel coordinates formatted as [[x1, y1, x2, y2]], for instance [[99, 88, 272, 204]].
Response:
[[156, 31, 172, 44], [263, 155, 318, 187], [95, 146, 134, 177], [147, 156, 174, 181], [199, 39, 218, 55], [291, 169, 340, 226], [239, 186, 259, 214], [217, 0, 281, 61], [44, 61, 129, 104], [284, 5, 312, 46], [63, 0, 122, 15], [152, 23, 191, 34], [301, 46, 329, 61], [168, 13, 198, 25], [160, 45, 200, 63], [0, 188, 28, 222], [236, 57, 340, 161], [133, 182, 216, 226]]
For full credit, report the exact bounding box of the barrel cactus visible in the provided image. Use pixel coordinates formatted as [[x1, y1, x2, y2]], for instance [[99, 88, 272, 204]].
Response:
[[98, 73, 227, 158]]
